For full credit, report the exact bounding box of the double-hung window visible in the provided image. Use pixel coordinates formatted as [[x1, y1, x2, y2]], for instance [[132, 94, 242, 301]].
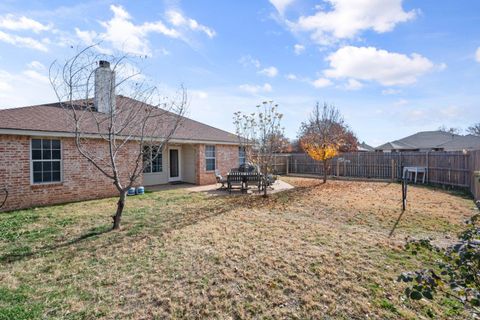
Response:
[[239, 147, 246, 166], [205, 145, 216, 171], [143, 146, 162, 173], [31, 139, 62, 184]]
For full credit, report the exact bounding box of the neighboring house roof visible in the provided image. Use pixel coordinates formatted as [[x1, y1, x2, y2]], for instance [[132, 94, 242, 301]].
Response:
[[437, 134, 480, 151], [0, 95, 240, 144], [357, 142, 374, 152], [375, 140, 417, 151], [375, 131, 480, 151]]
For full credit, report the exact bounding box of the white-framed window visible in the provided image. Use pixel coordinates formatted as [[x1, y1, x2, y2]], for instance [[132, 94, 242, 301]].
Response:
[[239, 147, 246, 166], [143, 146, 163, 173], [205, 145, 216, 171], [31, 138, 62, 184]]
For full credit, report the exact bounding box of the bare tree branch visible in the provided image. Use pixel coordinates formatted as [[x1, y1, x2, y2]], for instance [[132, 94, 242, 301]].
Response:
[[50, 45, 187, 229]]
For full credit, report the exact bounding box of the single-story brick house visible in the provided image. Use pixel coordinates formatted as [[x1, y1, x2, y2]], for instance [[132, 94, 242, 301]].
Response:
[[0, 63, 243, 212]]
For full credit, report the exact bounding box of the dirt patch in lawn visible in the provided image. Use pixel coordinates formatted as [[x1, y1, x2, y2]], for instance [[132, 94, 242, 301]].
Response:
[[0, 177, 476, 319]]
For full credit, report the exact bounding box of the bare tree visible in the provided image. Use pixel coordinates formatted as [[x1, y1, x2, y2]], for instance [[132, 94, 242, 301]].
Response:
[[233, 100, 285, 197], [49, 46, 187, 230], [438, 125, 462, 135], [467, 123, 480, 136], [298, 102, 357, 183]]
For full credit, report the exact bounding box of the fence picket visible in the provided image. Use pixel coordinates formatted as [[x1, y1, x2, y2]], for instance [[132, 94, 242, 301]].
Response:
[[273, 151, 480, 199]]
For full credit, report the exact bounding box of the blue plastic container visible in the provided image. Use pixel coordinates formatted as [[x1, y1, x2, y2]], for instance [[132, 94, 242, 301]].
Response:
[[136, 186, 145, 195], [127, 187, 136, 196]]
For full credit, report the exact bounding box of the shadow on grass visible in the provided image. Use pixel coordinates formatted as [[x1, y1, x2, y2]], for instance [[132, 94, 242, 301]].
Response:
[[389, 209, 406, 237], [0, 183, 319, 265], [0, 225, 111, 264]]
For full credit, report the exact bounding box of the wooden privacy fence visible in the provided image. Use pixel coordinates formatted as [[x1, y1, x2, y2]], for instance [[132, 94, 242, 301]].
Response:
[[272, 151, 480, 199], [470, 150, 480, 200]]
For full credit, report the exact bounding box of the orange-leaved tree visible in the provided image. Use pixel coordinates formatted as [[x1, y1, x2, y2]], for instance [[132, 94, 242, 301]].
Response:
[[302, 142, 338, 164], [299, 103, 357, 183]]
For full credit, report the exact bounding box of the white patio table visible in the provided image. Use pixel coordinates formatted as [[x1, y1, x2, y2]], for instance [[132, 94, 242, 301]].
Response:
[[402, 166, 426, 184]]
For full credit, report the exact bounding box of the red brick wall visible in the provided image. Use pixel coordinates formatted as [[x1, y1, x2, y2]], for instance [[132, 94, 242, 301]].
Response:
[[0, 135, 142, 212], [196, 144, 239, 185]]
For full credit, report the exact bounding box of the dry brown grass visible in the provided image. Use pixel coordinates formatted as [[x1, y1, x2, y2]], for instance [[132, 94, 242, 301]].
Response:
[[0, 177, 476, 319]]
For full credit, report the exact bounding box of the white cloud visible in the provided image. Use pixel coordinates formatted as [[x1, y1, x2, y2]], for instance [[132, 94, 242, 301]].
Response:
[[191, 90, 209, 99], [439, 105, 461, 118], [0, 30, 48, 51], [98, 5, 179, 55], [290, 0, 416, 45], [239, 83, 273, 94], [437, 62, 447, 71], [269, 0, 296, 15], [239, 55, 261, 68], [476, 47, 480, 63], [398, 105, 463, 125], [312, 77, 332, 88], [259, 66, 278, 77], [76, 5, 214, 56], [294, 44, 305, 55], [0, 14, 51, 33], [114, 62, 147, 82], [166, 10, 216, 38], [27, 61, 46, 71], [22, 69, 49, 83], [0, 67, 56, 108], [324, 46, 435, 86], [239, 56, 279, 78], [75, 28, 97, 45], [394, 99, 408, 106], [0, 71, 12, 92], [344, 78, 362, 90], [286, 73, 297, 80], [382, 88, 401, 95]]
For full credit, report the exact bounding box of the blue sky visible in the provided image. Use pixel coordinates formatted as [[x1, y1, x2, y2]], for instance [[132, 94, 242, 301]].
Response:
[[0, 0, 479, 146]]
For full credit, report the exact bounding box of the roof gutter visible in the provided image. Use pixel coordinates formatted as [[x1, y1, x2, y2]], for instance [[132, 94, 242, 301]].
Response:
[[0, 128, 240, 146]]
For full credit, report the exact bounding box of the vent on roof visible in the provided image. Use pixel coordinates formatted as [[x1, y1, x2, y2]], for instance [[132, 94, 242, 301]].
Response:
[[94, 60, 115, 113]]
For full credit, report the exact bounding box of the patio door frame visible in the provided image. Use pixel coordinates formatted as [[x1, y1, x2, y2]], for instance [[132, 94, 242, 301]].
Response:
[[168, 146, 182, 182]]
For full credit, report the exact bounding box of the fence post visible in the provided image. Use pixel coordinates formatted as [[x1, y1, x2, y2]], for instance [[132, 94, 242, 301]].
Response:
[[336, 160, 340, 177], [391, 159, 395, 181], [426, 151, 429, 183], [286, 156, 289, 175]]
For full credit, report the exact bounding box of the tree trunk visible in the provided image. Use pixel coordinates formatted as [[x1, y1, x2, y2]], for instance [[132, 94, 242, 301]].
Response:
[[262, 164, 268, 198], [112, 190, 127, 230], [263, 176, 268, 197], [323, 161, 327, 183]]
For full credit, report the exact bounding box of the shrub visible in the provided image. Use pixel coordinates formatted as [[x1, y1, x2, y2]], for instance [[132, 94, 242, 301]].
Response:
[[398, 214, 480, 315]]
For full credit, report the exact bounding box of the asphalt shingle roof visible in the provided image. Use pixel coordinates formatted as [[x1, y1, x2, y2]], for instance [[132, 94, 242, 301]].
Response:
[[437, 134, 480, 151], [0, 95, 240, 144], [376, 131, 480, 151], [358, 142, 374, 151]]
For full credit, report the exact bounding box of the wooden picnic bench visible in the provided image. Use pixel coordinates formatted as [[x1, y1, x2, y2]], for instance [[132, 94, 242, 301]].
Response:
[[226, 171, 263, 193], [227, 171, 246, 193]]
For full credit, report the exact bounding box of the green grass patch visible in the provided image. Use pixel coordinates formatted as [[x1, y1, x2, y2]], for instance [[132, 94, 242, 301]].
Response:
[[0, 287, 43, 320]]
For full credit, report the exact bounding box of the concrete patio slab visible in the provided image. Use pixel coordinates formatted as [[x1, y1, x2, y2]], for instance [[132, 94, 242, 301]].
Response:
[[186, 179, 294, 196], [145, 179, 294, 196]]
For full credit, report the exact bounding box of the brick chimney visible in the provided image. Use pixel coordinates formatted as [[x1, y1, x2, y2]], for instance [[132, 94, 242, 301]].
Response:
[[94, 60, 116, 113]]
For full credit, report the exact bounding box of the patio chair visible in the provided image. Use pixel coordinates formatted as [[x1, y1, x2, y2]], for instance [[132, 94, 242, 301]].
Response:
[[227, 171, 246, 193], [215, 170, 227, 189], [238, 163, 257, 173], [258, 174, 277, 191], [267, 174, 277, 186]]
